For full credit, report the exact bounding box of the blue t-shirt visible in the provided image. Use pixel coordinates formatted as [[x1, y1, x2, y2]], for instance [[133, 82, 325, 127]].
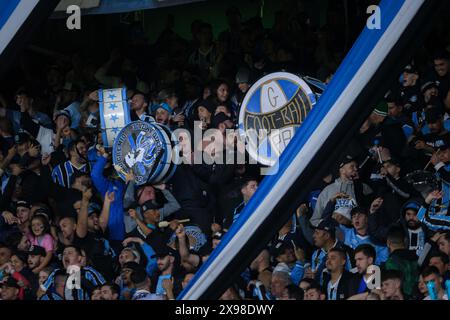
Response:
[[340, 226, 389, 264]]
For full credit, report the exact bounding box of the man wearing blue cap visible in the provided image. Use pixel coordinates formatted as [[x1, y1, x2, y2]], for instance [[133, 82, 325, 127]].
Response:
[[153, 102, 174, 127]]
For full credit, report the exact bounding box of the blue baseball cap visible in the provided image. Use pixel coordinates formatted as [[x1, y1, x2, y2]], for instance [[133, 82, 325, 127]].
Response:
[[151, 102, 173, 115]]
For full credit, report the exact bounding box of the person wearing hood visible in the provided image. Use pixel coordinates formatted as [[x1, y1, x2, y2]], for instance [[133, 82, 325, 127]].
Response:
[[368, 197, 435, 265], [191, 98, 216, 131], [310, 155, 373, 227]]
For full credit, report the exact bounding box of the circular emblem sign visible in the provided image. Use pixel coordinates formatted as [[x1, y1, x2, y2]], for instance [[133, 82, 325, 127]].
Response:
[[238, 72, 318, 166], [113, 121, 166, 186]]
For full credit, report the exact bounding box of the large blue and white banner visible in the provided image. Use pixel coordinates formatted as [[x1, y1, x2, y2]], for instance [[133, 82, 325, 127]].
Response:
[[179, 0, 442, 299], [0, 0, 60, 77]]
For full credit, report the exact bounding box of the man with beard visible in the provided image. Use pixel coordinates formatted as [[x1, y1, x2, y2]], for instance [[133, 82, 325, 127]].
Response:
[[311, 155, 372, 226], [52, 139, 90, 188], [129, 92, 155, 123], [351, 244, 378, 295], [152, 246, 182, 298]]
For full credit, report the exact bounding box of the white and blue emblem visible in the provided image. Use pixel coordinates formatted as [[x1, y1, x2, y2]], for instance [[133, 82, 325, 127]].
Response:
[[99, 88, 131, 148], [168, 225, 207, 252], [113, 121, 178, 185], [238, 72, 323, 166]]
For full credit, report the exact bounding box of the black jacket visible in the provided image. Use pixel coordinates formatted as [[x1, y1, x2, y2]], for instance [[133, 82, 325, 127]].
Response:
[[322, 270, 360, 300], [168, 164, 216, 233]]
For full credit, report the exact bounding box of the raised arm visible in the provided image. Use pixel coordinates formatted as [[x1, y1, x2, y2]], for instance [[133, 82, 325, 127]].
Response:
[[76, 188, 92, 239], [99, 191, 114, 233], [175, 224, 200, 267]]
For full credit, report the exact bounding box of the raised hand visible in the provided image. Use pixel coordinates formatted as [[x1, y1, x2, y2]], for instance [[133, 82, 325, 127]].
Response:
[[7, 146, 17, 159], [369, 197, 384, 214], [162, 277, 174, 292], [128, 208, 138, 220], [425, 190, 443, 205], [153, 183, 166, 191], [292, 242, 305, 262], [168, 219, 180, 231], [175, 224, 185, 239], [2, 211, 19, 225], [28, 144, 40, 158], [82, 188, 93, 202], [105, 191, 115, 203], [88, 91, 99, 102]]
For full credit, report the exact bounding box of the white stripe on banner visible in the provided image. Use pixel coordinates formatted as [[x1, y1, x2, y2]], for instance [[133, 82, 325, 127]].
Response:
[[180, 0, 424, 299], [0, 0, 39, 55]]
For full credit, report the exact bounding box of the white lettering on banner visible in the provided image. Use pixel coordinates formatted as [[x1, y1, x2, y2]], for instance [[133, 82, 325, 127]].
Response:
[[365, 265, 381, 290], [66, 5, 81, 30], [66, 265, 81, 290], [367, 5, 381, 30]]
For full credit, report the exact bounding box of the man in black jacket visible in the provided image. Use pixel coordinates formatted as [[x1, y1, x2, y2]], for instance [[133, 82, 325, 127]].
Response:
[[322, 247, 359, 300], [169, 163, 216, 234]]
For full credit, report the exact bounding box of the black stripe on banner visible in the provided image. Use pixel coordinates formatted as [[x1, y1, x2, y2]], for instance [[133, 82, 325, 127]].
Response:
[[0, 0, 60, 78], [198, 0, 445, 299]]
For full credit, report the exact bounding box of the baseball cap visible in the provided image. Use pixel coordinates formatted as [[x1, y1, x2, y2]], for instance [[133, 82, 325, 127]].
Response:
[[28, 245, 46, 257], [403, 64, 418, 74], [141, 200, 163, 213], [151, 102, 174, 114], [313, 219, 336, 236], [338, 155, 356, 168], [16, 200, 31, 210], [436, 140, 450, 151], [153, 246, 177, 259], [403, 201, 421, 213], [54, 110, 71, 122]]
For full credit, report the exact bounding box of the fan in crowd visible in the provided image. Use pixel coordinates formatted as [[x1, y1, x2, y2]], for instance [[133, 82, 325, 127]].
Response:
[[0, 5, 450, 301]]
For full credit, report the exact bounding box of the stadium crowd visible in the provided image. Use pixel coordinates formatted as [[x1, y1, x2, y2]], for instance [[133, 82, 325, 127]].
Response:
[[0, 4, 450, 301]]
